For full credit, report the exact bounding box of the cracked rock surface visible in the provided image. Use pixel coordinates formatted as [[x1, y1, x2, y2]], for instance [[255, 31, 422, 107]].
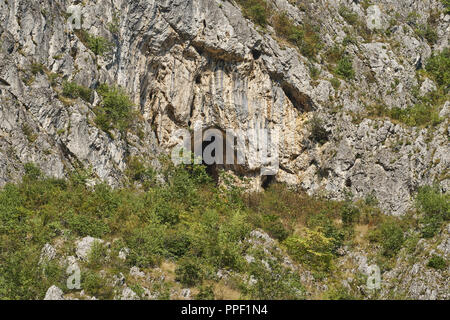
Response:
[[0, 0, 448, 215]]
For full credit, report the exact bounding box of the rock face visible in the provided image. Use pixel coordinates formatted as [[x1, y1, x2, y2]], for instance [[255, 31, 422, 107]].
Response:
[[39, 243, 57, 265], [0, 0, 448, 215], [44, 285, 64, 300], [75, 236, 104, 261]]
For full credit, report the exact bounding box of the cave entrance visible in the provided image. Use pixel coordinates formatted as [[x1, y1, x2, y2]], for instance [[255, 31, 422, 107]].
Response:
[[192, 126, 244, 183], [261, 175, 275, 190]]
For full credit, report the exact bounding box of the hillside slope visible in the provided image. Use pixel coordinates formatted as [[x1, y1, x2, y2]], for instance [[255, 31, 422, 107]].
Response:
[[0, 0, 448, 300]]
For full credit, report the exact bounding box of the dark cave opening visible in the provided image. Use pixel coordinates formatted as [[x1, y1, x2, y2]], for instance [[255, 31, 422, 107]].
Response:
[[262, 175, 275, 190]]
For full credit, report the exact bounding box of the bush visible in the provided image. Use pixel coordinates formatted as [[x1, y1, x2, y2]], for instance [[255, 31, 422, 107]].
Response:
[[368, 101, 442, 128], [330, 77, 341, 90], [427, 255, 447, 270], [324, 285, 356, 300], [379, 220, 405, 257], [196, 285, 215, 300], [415, 24, 438, 45], [175, 257, 204, 287], [310, 115, 329, 144], [389, 104, 441, 127], [259, 214, 290, 241], [237, 0, 269, 27], [284, 229, 334, 271], [64, 212, 110, 238], [416, 185, 449, 238], [94, 84, 134, 133], [340, 202, 360, 226], [335, 56, 355, 79], [244, 255, 305, 299], [75, 30, 112, 56], [307, 212, 345, 254], [338, 6, 359, 25], [164, 229, 191, 258], [62, 81, 93, 103], [126, 224, 167, 268], [82, 270, 113, 299], [273, 13, 322, 59], [426, 48, 450, 91], [30, 63, 45, 75], [442, 0, 450, 14]]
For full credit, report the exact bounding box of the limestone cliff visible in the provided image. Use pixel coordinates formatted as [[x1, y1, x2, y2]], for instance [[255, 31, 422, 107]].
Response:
[[0, 0, 448, 216]]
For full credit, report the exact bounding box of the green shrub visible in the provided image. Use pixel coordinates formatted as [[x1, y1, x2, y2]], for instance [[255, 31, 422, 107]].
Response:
[[94, 84, 134, 133], [22, 124, 37, 143], [125, 156, 157, 190], [340, 202, 360, 226], [236, 0, 269, 27], [335, 56, 355, 79], [415, 24, 438, 45], [175, 257, 204, 287], [442, 0, 450, 14], [310, 115, 329, 144], [126, 224, 167, 268], [323, 285, 356, 300], [368, 102, 442, 128], [244, 255, 305, 299], [260, 214, 290, 241], [82, 270, 113, 299], [338, 6, 359, 25], [24, 163, 42, 181], [87, 240, 108, 269], [330, 77, 341, 90], [425, 48, 450, 91], [379, 220, 405, 257], [196, 285, 215, 300], [30, 63, 45, 75], [75, 30, 112, 56], [427, 254, 447, 270], [284, 229, 334, 271], [416, 185, 449, 238], [62, 81, 93, 103], [307, 212, 345, 254], [164, 229, 191, 258], [273, 13, 322, 59]]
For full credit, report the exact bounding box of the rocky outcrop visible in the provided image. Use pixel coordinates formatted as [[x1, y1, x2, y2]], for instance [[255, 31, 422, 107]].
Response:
[[75, 236, 104, 261], [0, 0, 448, 215], [44, 285, 65, 300]]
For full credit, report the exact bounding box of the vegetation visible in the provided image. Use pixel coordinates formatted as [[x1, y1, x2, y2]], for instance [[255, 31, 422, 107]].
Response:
[[29, 63, 45, 75], [415, 24, 438, 45], [442, 0, 450, 15], [0, 160, 447, 300], [94, 84, 135, 134], [416, 185, 449, 238], [236, 0, 269, 27], [425, 48, 450, 92], [427, 255, 447, 270], [334, 55, 355, 80], [272, 13, 322, 59], [367, 101, 442, 128], [235, 1, 322, 59], [309, 115, 329, 145], [75, 30, 112, 56], [62, 81, 93, 103], [338, 6, 359, 26]]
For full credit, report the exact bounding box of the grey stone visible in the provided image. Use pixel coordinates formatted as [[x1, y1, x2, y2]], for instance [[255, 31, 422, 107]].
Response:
[[44, 286, 64, 300]]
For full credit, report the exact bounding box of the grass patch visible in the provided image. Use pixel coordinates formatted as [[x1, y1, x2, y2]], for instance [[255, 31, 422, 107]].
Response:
[[62, 81, 93, 103], [75, 30, 112, 56]]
